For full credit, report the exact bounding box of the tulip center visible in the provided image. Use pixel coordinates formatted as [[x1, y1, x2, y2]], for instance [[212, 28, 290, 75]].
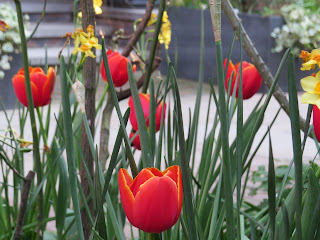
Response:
[[315, 82, 320, 94]]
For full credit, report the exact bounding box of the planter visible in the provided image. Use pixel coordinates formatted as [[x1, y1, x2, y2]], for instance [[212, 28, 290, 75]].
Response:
[[160, 7, 305, 92], [0, 53, 22, 110]]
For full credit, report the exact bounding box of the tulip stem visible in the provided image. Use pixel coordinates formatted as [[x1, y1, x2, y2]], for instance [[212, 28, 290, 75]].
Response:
[[147, 233, 158, 240], [14, 0, 44, 238]]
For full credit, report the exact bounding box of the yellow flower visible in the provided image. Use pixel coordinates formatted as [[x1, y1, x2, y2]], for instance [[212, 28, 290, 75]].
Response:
[[71, 25, 101, 58], [77, 44, 96, 58], [93, 0, 103, 15], [159, 11, 171, 50], [301, 71, 320, 109], [147, 13, 157, 26], [300, 49, 320, 71]]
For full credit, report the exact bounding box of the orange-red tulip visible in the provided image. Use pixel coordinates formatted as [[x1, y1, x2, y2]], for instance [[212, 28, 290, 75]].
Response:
[[129, 132, 141, 150], [313, 105, 320, 142], [224, 59, 262, 100], [12, 67, 55, 108], [118, 166, 183, 233], [128, 93, 166, 132], [100, 50, 137, 87]]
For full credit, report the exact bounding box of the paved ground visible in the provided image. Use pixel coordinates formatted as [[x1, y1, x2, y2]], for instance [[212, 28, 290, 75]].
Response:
[[0, 73, 317, 233]]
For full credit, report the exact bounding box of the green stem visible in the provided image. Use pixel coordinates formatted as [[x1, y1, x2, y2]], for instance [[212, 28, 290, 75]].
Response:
[[14, 0, 44, 237], [142, 0, 166, 93]]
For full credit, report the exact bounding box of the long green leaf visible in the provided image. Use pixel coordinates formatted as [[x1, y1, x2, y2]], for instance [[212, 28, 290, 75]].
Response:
[[101, 40, 138, 177], [287, 52, 302, 239], [127, 62, 153, 167], [170, 64, 198, 240], [215, 40, 235, 240], [268, 131, 276, 239], [60, 56, 84, 240], [236, 25, 244, 239]]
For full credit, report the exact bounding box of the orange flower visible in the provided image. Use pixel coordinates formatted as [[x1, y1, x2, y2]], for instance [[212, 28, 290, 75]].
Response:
[[129, 132, 141, 150], [118, 166, 183, 233], [224, 59, 262, 100], [313, 105, 320, 142], [128, 93, 167, 132], [100, 50, 136, 87], [12, 67, 55, 108]]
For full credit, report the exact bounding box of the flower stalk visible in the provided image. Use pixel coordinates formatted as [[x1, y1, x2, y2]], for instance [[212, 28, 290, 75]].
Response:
[[14, 0, 44, 237]]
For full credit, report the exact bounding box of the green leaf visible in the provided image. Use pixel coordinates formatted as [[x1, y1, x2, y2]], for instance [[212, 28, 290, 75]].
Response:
[[268, 132, 276, 239], [59, 56, 84, 240], [288, 51, 302, 239], [170, 64, 198, 240], [302, 169, 320, 239]]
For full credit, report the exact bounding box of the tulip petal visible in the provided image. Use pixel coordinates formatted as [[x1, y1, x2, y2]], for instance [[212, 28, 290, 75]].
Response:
[[12, 74, 28, 107], [155, 101, 166, 132], [12, 74, 40, 107], [163, 165, 183, 222], [148, 167, 163, 177], [132, 176, 179, 233], [313, 105, 320, 142], [41, 67, 55, 106], [129, 93, 151, 131], [130, 132, 141, 150], [224, 59, 236, 82], [130, 169, 155, 196], [118, 169, 135, 222], [241, 65, 262, 99]]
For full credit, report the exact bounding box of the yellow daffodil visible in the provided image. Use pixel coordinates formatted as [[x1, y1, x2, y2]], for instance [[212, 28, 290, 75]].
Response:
[[137, 11, 171, 49], [300, 49, 320, 71], [159, 13, 171, 50], [93, 0, 103, 15], [77, 44, 96, 58], [71, 25, 101, 58], [147, 13, 157, 26], [301, 71, 320, 109]]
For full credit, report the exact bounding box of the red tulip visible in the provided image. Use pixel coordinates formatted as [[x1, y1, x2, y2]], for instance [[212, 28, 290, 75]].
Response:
[[224, 59, 262, 99], [129, 132, 141, 150], [128, 93, 166, 132], [12, 67, 55, 108], [100, 50, 137, 87], [313, 105, 320, 142], [118, 165, 183, 233]]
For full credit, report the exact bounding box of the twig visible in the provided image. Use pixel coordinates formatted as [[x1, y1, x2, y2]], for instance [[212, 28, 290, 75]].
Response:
[[14, 171, 35, 240], [121, 0, 156, 57], [98, 92, 114, 171], [79, 0, 96, 239], [27, 0, 47, 41], [221, 0, 308, 134]]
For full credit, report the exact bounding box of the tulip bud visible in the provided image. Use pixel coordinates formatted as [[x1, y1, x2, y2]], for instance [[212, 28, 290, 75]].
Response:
[[12, 67, 55, 108], [118, 166, 183, 233], [100, 50, 136, 87], [313, 105, 320, 142], [224, 59, 262, 100], [128, 93, 166, 132]]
